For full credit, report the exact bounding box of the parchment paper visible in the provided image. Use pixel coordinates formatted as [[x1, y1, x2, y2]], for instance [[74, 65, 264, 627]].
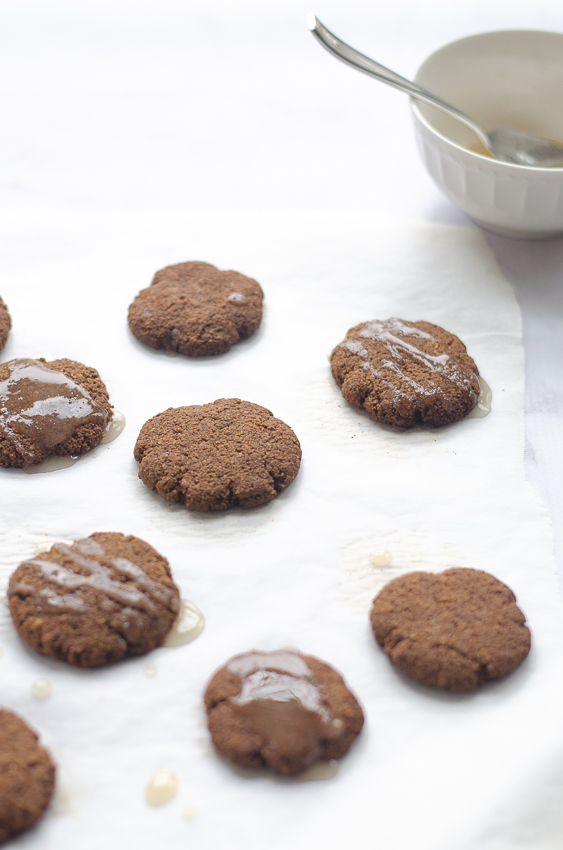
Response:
[[1, 210, 562, 850]]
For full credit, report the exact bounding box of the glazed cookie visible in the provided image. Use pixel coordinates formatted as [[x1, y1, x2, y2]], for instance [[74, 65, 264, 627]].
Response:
[[330, 318, 480, 428], [205, 649, 364, 775], [128, 261, 263, 356], [0, 357, 113, 468], [134, 398, 301, 511], [8, 533, 180, 668], [0, 298, 11, 351], [370, 568, 531, 692], [0, 708, 55, 845]]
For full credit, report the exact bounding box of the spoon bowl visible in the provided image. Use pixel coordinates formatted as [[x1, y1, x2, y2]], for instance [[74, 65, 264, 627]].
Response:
[[412, 30, 563, 238], [308, 16, 563, 169], [309, 18, 563, 238]]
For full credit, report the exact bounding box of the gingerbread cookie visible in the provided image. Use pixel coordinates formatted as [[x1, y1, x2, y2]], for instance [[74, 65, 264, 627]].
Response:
[[370, 568, 531, 692], [128, 261, 263, 356], [8, 533, 180, 668], [0, 708, 55, 845], [0, 298, 11, 351], [330, 318, 480, 428], [205, 649, 364, 775], [0, 357, 113, 468], [134, 398, 301, 511]]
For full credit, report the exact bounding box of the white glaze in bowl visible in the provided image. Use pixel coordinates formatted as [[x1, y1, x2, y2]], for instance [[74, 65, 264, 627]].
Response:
[[411, 30, 563, 239]]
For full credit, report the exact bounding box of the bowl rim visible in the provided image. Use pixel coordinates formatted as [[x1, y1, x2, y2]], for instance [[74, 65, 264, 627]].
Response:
[[411, 28, 563, 174]]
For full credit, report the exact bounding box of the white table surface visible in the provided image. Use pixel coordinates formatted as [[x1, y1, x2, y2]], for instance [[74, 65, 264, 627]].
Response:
[[2, 2, 563, 846]]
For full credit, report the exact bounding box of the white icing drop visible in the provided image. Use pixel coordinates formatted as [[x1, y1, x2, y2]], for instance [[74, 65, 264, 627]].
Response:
[[145, 769, 178, 806], [369, 550, 393, 567], [34, 540, 69, 556], [31, 678, 52, 699], [298, 759, 339, 782], [101, 411, 126, 444], [164, 599, 205, 647], [468, 376, 492, 418]]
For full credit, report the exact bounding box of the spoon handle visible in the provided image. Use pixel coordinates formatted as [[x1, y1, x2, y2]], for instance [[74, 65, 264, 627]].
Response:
[[308, 15, 491, 151]]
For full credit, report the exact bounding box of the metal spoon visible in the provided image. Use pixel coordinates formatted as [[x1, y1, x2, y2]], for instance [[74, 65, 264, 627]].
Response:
[[308, 14, 563, 168]]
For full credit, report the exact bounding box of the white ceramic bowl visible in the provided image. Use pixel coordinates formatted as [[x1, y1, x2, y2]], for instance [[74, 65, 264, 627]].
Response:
[[412, 30, 563, 239]]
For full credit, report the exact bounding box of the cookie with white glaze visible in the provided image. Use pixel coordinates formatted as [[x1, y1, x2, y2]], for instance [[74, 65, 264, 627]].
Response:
[[330, 318, 480, 428], [205, 649, 364, 775], [8, 533, 180, 667], [0, 357, 113, 467]]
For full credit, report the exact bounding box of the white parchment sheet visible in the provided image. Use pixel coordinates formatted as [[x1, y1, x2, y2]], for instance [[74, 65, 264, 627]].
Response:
[[1, 211, 562, 850]]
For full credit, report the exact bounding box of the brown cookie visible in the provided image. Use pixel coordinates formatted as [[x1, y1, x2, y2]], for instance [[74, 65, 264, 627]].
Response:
[[205, 649, 364, 776], [0, 298, 11, 351], [8, 532, 180, 668], [0, 357, 113, 468], [134, 398, 301, 511], [330, 318, 480, 428], [0, 708, 55, 845], [370, 568, 531, 692], [128, 261, 264, 356]]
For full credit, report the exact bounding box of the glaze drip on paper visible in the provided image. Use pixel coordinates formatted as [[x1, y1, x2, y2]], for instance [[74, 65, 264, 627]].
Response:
[[164, 599, 205, 646]]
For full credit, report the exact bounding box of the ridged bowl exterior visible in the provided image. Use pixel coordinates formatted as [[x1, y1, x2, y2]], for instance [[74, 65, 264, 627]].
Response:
[[411, 30, 563, 240], [413, 111, 563, 239]]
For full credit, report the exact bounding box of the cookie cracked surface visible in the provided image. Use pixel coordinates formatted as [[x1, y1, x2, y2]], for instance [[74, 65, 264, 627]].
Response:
[[0, 357, 113, 468], [8, 532, 180, 668], [128, 261, 263, 356], [134, 398, 301, 511], [370, 568, 531, 692], [205, 649, 364, 775], [330, 318, 480, 428], [0, 708, 55, 845]]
